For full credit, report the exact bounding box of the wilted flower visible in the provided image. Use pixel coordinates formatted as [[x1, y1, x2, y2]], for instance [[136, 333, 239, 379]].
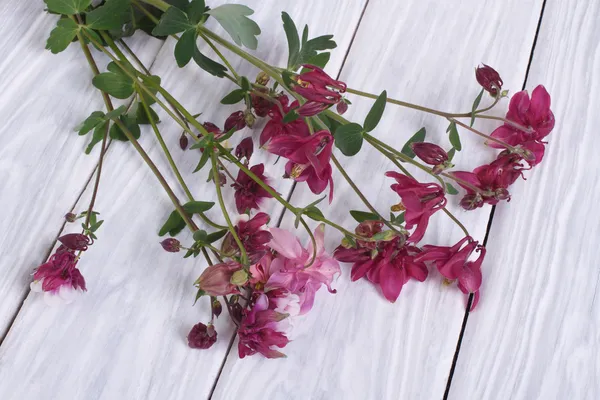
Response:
[[292, 65, 346, 105], [475, 64, 503, 97], [222, 213, 272, 264], [235, 137, 254, 162], [160, 238, 181, 253], [260, 95, 310, 146], [452, 160, 519, 209], [224, 111, 246, 132], [188, 322, 217, 349], [195, 261, 242, 296], [64, 213, 77, 223], [231, 163, 275, 214], [58, 233, 90, 251], [296, 101, 329, 117], [251, 90, 271, 117]]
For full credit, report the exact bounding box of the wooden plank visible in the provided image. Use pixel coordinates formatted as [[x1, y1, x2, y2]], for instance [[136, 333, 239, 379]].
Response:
[[211, 0, 545, 399], [0, 1, 163, 338], [0, 1, 368, 399], [447, 1, 600, 399]]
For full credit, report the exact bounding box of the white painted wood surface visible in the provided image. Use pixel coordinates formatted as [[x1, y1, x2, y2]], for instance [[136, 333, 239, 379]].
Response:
[[211, 1, 546, 399], [0, 1, 163, 338], [0, 1, 368, 399], [448, 1, 600, 399]]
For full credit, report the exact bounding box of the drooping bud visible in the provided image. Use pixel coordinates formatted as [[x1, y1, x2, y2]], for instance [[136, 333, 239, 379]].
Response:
[[211, 297, 222, 318], [187, 322, 217, 349], [160, 238, 181, 253], [475, 64, 503, 97], [255, 71, 270, 86], [224, 111, 247, 132], [64, 213, 77, 223], [296, 101, 328, 117], [203, 122, 222, 135], [230, 302, 243, 324], [58, 233, 90, 251], [243, 110, 256, 127], [196, 262, 242, 296], [230, 269, 249, 286], [336, 100, 348, 115], [460, 194, 484, 210], [235, 137, 254, 161], [411, 142, 449, 166], [179, 134, 188, 150]]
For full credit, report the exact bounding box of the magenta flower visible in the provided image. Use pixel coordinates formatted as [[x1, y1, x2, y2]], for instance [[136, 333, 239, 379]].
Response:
[[224, 111, 247, 132], [259, 95, 309, 147], [231, 163, 275, 214], [58, 233, 90, 251], [293, 65, 346, 105], [238, 293, 290, 358], [489, 85, 554, 147], [268, 130, 335, 201], [457, 246, 485, 311], [235, 137, 254, 161], [385, 172, 446, 243], [30, 246, 87, 305], [251, 89, 271, 117], [452, 160, 518, 209], [475, 64, 503, 97], [296, 101, 329, 117], [188, 322, 217, 349], [260, 224, 341, 315], [195, 261, 242, 296], [222, 213, 273, 263], [411, 142, 449, 171]]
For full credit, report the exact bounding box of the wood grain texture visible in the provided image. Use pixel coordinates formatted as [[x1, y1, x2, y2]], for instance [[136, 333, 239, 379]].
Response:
[[448, 1, 600, 399], [0, 1, 368, 399], [211, 0, 545, 399], [0, 1, 163, 339]]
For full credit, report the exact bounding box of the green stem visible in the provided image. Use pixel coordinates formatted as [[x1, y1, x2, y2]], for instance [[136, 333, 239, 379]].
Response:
[[210, 151, 248, 265], [298, 217, 317, 267], [198, 32, 240, 80], [139, 0, 170, 11], [449, 117, 516, 150]]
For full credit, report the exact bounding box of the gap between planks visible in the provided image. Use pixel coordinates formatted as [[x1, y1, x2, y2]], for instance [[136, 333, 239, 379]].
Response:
[[442, 0, 549, 398]]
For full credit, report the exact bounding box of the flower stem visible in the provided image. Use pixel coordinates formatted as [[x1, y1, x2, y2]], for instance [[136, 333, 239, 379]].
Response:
[[198, 32, 240, 81], [449, 117, 515, 150], [298, 218, 317, 267]]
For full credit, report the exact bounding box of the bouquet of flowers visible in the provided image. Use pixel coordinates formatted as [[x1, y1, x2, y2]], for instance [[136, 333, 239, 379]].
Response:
[[34, 0, 555, 358]]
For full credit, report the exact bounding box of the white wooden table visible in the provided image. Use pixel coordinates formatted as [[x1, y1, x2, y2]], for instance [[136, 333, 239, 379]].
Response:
[[0, 0, 598, 399]]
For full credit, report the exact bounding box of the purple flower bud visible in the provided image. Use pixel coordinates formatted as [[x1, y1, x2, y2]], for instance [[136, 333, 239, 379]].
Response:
[[179, 134, 188, 150], [160, 238, 181, 253], [58, 233, 90, 251], [296, 101, 328, 117], [460, 194, 484, 211], [235, 137, 254, 161], [64, 213, 77, 223], [336, 100, 348, 115], [231, 302, 243, 324], [411, 142, 449, 166], [212, 298, 222, 318], [224, 111, 246, 132], [187, 322, 217, 349], [475, 64, 503, 97]]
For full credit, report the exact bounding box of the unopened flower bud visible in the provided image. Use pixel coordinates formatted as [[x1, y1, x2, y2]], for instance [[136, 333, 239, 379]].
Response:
[[211, 298, 222, 318], [235, 137, 254, 161], [224, 111, 246, 132], [460, 194, 484, 211], [231, 302, 243, 324], [187, 322, 217, 349], [196, 262, 241, 296], [64, 213, 77, 223], [58, 233, 90, 251], [256, 71, 270, 86], [160, 238, 181, 253], [230, 269, 249, 286], [336, 100, 348, 115], [411, 142, 449, 166], [475, 64, 503, 97], [179, 134, 188, 150], [243, 110, 256, 128], [494, 188, 510, 201], [296, 101, 328, 117]]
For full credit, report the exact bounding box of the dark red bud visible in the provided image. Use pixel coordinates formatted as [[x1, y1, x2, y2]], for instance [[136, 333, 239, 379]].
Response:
[[475, 64, 503, 97], [58, 233, 90, 251], [211, 298, 223, 318], [251, 91, 271, 117], [203, 122, 222, 135], [179, 134, 188, 150], [296, 101, 328, 117], [187, 322, 217, 349], [160, 238, 181, 253], [235, 137, 254, 161], [224, 111, 246, 132], [231, 302, 243, 324], [460, 194, 484, 211], [218, 172, 227, 187], [64, 213, 77, 223], [336, 101, 348, 115], [411, 142, 449, 166]]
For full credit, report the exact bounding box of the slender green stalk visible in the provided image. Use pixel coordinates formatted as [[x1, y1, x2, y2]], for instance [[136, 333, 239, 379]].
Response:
[[210, 152, 248, 265], [449, 117, 516, 150], [198, 32, 240, 80], [139, 0, 170, 11]]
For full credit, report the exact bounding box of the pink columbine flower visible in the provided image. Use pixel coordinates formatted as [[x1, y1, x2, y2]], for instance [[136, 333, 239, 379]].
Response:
[[224, 111, 247, 132], [267, 130, 335, 201], [195, 261, 242, 296], [222, 213, 273, 263], [489, 85, 554, 148], [188, 322, 217, 349], [260, 224, 341, 315], [385, 172, 446, 243], [260, 95, 310, 147], [231, 163, 275, 214], [452, 160, 518, 209], [293, 65, 347, 105], [30, 246, 87, 305], [238, 293, 290, 358], [235, 137, 254, 162], [475, 64, 503, 97], [457, 246, 485, 310]]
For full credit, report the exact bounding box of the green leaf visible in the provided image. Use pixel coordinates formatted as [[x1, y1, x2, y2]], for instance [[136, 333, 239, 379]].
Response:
[[470, 89, 484, 127], [240, 76, 251, 91], [92, 72, 134, 99], [193, 148, 211, 172], [136, 75, 161, 106], [206, 4, 261, 50], [363, 90, 387, 132], [174, 29, 197, 67], [158, 210, 185, 237], [46, 18, 79, 54], [183, 200, 215, 214], [298, 33, 336, 66], [206, 229, 227, 244], [44, 0, 91, 14], [350, 210, 381, 223], [282, 110, 300, 124], [152, 6, 193, 36], [390, 212, 405, 225], [401, 127, 426, 158], [193, 229, 208, 243], [89, 220, 104, 232], [105, 105, 127, 119], [193, 47, 227, 77], [136, 103, 160, 124], [220, 89, 247, 105], [448, 121, 462, 151], [446, 182, 459, 195], [318, 114, 341, 135], [334, 123, 364, 157], [447, 147, 456, 161], [85, 120, 108, 154], [281, 12, 299, 68], [193, 288, 206, 305], [87, 0, 131, 30], [304, 206, 324, 221], [75, 111, 105, 135], [187, 0, 206, 24], [301, 52, 330, 70], [110, 115, 140, 141]]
